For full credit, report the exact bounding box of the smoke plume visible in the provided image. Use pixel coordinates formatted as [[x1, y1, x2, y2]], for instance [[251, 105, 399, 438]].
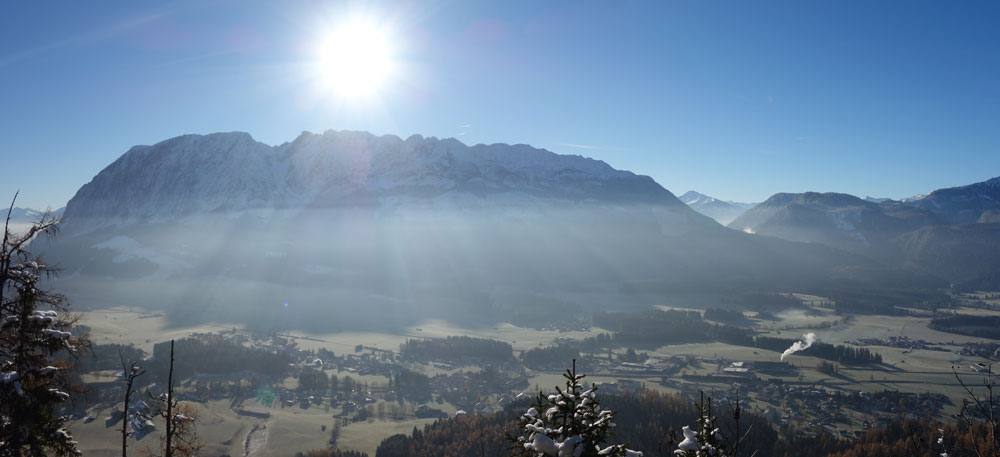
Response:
[[780, 332, 817, 360]]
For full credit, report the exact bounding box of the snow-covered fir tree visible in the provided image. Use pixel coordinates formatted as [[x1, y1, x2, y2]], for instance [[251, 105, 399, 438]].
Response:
[[674, 393, 733, 457], [0, 197, 87, 456], [509, 360, 641, 457]]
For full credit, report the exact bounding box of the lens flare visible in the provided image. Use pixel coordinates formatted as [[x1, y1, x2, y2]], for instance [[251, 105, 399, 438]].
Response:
[[315, 19, 395, 99]]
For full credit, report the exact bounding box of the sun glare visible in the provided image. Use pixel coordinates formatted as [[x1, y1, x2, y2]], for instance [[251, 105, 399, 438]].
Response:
[[316, 19, 395, 99]]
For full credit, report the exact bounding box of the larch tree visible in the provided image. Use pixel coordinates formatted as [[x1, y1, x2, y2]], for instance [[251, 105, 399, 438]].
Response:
[[146, 340, 204, 457]]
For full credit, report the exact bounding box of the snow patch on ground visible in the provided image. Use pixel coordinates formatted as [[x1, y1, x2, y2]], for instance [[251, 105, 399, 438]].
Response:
[[827, 210, 869, 245]]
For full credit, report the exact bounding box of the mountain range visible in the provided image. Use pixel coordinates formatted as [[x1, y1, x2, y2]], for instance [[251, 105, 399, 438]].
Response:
[[62, 131, 689, 226], [729, 177, 1000, 285], [3, 206, 64, 233], [35, 130, 927, 331], [4, 206, 64, 220]]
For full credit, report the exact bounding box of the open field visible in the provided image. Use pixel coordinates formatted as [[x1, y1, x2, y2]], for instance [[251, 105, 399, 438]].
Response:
[[78, 307, 227, 353], [74, 307, 610, 359], [802, 314, 990, 345], [643, 309, 1000, 419], [67, 298, 1000, 455], [68, 308, 615, 456], [947, 306, 1000, 316], [70, 396, 454, 457]]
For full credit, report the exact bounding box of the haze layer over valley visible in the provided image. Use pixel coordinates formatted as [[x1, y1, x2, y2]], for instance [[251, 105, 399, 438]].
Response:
[[38, 130, 924, 332]]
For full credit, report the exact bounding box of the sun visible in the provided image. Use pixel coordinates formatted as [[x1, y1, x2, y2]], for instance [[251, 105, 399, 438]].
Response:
[[315, 19, 395, 99]]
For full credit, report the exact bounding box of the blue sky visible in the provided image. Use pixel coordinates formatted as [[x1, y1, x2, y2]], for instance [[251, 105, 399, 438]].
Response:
[[2, 0, 998, 209]]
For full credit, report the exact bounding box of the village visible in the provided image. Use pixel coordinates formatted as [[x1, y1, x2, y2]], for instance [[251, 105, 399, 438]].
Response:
[[68, 324, 960, 445]]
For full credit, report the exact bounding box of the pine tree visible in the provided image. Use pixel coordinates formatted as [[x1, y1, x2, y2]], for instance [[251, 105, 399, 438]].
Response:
[[507, 360, 640, 457], [0, 194, 87, 457]]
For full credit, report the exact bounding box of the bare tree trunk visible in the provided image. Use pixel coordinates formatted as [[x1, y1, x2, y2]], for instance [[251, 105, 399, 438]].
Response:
[[122, 381, 130, 457], [166, 339, 174, 457], [1, 191, 19, 313], [121, 356, 145, 457]]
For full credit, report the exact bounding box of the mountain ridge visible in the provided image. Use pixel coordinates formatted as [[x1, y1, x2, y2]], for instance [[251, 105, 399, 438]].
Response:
[[62, 130, 688, 232], [38, 129, 936, 331], [729, 178, 1000, 281]]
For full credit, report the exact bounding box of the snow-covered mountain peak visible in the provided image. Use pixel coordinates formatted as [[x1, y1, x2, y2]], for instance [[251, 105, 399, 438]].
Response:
[[62, 130, 686, 230], [680, 191, 713, 205], [285, 129, 627, 182], [679, 191, 756, 225]]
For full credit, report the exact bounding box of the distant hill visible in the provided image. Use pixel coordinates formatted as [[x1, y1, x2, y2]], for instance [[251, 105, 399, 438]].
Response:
[[728, 177, 1000, 282], [907, 176, 1000, 224], [4, 206, 64, 232], [895, 222, 1000, 281], [4, 206, 64, 221], [679, 191, 756, 225], [728, 192, 938, 251]]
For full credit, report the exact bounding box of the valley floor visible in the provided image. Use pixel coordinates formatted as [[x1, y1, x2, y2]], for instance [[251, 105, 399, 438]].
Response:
[[67, 295, 1000, 456]]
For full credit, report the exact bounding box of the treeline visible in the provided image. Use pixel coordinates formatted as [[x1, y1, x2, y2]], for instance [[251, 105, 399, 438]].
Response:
[[703, 308, 747, 322], [593, 309, 715, 346], [329, 374, 363, 396], [953, 271, 1000, 293], [374, 414, 513, 457], [73, 343, 145, 373], [518, 345, 600, 373], [400, 336, 514, 363], [150, 336, 291, 380], [368, 389, 992, 457], [371, 389, 844, 457], [519, 345, 581, 370], [592, 309, 758, 348], [592, 309, 882, 365], [519, 340, 643, 370], [823, 289, 954, 315], [739, 292, 804, 310], [293, 450, 368, 457], [930, 314, 1000, 339], [299, 367, 329, 392], [392, 367, 431, 402], [755, 336, 883, 365], [821, 416, 995, 457]]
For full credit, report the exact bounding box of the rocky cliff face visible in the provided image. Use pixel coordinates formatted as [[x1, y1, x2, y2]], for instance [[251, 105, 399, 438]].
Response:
[[63, 130, 685, 230]]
